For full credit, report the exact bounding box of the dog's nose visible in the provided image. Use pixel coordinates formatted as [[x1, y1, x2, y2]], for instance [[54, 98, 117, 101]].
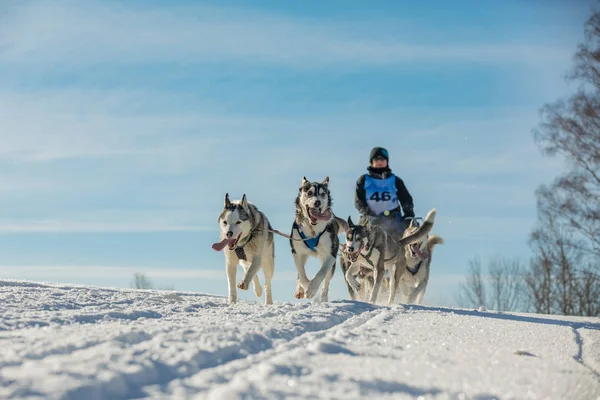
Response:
[[314, 200, 321, 208], [348, 246, 354, 252], [226, 231, 233, 238]]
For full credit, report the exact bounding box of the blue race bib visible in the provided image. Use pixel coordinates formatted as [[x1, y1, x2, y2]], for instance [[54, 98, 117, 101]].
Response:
[[364, 174, 398, 215]]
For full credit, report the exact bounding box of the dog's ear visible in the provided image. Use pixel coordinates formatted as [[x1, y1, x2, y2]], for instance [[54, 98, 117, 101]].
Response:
[[347, 215, 355, 227], [301, 176, 309, 186], [241, 193, 248, 208], [224, 193, 232, 208], [321, 176, 329, 186]]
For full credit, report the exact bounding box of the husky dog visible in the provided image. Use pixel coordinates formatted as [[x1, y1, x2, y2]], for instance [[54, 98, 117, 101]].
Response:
[[212, 193, 275, 305], [397, 218, 443, 305], [340, 216, 402, 304], [340, 209, 437, 305], [289, 176, 341, 301]]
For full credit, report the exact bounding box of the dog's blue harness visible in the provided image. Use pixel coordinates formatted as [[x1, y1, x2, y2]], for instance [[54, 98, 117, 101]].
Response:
[[295, 223, 323, 251]]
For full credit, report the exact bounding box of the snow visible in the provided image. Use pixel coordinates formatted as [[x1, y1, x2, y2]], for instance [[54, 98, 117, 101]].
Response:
[[1, 279, 599, 400]]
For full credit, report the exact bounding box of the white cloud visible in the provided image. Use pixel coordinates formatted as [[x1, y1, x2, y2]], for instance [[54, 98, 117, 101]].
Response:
[[433, 215, 538, 243], [0, 90, 229, 164], [0, 265, 299, 281], [0, 221, 209, 233], [431, 182, 538, 207], [0, 174, 57, 193], [0, 203, 217, 233], [439, 144, 565, 176], [0, 2, 572, 69], [0, 84, 564, 239], [0, 265, 220, 280]]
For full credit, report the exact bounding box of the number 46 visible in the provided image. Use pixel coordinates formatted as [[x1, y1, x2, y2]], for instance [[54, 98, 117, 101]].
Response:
[[370, 191, 391, 202]]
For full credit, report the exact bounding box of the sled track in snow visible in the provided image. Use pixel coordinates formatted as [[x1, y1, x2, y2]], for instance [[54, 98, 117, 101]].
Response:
[[2, 280, 600, 400], [83, 302, 385, 400], [116, 302, 384, 400], [162, 308, 392, 399], [0, 280, 386, 400]]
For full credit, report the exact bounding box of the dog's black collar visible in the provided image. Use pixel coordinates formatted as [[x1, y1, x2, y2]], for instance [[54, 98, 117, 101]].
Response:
[[232, 231, 255, 261], [235, 247, 247, 261], [406, 260, 423, 276], [236, 247, 249, 260], [359, 245, 375, 267]]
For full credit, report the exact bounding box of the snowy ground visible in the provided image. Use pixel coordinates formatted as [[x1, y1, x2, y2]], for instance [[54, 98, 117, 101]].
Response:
[[0, 280, 598, 400]]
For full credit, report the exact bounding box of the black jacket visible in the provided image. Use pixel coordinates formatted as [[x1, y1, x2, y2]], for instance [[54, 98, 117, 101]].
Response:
[[355, 166, 415, 222]]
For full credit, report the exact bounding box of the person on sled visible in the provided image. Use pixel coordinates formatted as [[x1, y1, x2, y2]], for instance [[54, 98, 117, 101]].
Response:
[[354, 146, 415, 236]]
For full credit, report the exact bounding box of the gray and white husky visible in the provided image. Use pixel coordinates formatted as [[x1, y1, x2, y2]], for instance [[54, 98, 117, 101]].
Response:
[[397, 218, 443, 305], [340, 209, 437, 305], [289, 176, 344, 302], [212, 193, 275, 305]]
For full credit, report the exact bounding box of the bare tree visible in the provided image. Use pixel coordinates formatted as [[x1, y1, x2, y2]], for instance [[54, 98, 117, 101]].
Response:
[[130, 273, 176, 291], [527, 211, 600, 316], [131, 273, 154, 290], [455, 257, 486, 309], [528, 9, 600, 317], [456, 256, 527, 312], [532, 9, 599, 259], [575, 269, 600, 316], [488, 256, 527, 312]]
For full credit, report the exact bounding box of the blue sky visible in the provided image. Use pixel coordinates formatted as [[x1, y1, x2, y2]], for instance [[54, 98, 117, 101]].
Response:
[[0, 0, 595, 305]]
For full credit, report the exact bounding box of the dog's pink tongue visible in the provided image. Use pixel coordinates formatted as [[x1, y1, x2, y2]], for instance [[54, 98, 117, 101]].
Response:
[[212, 238, 232, 251], [313, 209, 332, 221]]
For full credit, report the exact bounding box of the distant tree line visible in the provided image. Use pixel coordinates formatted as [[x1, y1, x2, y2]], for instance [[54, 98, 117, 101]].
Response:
[[131, 272, 175, 291], [458, 10, 599, 317]]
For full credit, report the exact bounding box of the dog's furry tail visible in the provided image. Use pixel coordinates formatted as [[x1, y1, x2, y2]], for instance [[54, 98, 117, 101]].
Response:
[[423, 208, 436, 225], [427, 235, 443, 253], [398, 208, 436, 247]]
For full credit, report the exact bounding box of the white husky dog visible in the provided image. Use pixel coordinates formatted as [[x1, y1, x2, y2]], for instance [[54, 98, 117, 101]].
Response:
[[396, 218, 443, 305], [289, 176, 344, 302], [212, 193, 275, 305]]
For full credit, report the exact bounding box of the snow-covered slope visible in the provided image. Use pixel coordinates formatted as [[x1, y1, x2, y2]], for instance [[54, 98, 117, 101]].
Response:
[[0, 280, 598, 400]]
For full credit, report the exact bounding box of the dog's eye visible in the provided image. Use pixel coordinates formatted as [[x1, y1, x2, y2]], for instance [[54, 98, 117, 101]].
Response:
[[307, 191, 313, 196], [235, 221, 241, 225], [223, 221, 228, 225]]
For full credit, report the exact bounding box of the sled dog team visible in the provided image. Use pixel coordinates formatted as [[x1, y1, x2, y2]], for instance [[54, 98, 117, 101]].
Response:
[[212, 175, 443, 306]]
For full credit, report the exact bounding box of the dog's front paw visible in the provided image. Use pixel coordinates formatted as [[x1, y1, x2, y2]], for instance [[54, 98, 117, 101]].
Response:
[[294, 286, 305, 299], [305, 281, 320, 299], [237, 281, 249, 290], [228, 295, 237, 304], [254, 285, 262, 298]]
